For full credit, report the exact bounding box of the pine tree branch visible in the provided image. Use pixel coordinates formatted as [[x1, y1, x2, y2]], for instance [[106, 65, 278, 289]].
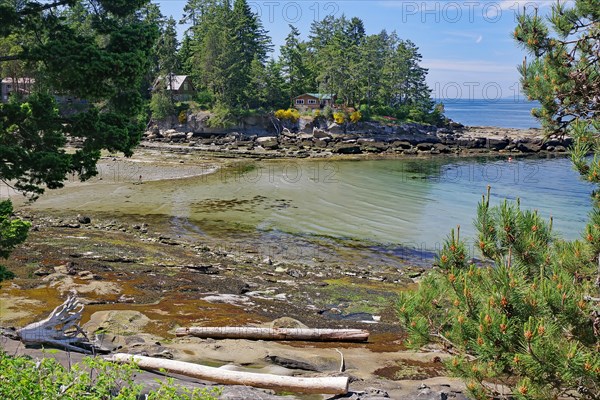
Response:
[[19, 0, 74, 16], [431, 332, 477, 361]]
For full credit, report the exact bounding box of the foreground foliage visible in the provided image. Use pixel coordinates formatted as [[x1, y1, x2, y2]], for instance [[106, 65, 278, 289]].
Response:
[[0, 199, 29, 284], [0, 351, 221, 400], [399, 188, 600, 399]]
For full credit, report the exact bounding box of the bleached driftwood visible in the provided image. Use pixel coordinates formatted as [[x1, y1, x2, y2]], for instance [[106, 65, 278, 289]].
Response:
[[16, 294, 92, 354], [175, 327, 369, 342], [112, 353, 349, 394]]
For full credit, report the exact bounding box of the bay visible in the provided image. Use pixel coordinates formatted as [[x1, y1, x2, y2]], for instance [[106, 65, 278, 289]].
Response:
[[24, 156, 594, 264]]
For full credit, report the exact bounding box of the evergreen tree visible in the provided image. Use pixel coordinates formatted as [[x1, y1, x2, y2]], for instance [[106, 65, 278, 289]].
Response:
[[152, 15, 179, 112], [315, 16, 355, 106], [358, 31, 388, 114], [232, 0, 271, 65], [280, 25, 309, 103], [246, 56, 266, 109], [178, 33, 194, 75], [396, 40, 433, 116], [307, 15, 336, 52], [262, 59, 288, 109], [515, 0, 599, 195], [156, 16, 179, 76], [398, 4, 600, 397], [135, 3, 165, 100], [0, 0, 157, 281], [0, 0, 157, 198], [514, 0, 599, 133], [185, 0, 270, 109]]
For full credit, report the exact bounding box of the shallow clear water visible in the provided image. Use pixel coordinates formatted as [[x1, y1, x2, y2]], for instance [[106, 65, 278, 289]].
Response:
[[25, 156, 594, 261], [194, 157, 592, 248]]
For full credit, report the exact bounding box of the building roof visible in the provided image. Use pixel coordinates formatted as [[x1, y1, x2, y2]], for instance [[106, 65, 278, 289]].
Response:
[[296, 93, 335, 100], [154, 74, 192, 91]]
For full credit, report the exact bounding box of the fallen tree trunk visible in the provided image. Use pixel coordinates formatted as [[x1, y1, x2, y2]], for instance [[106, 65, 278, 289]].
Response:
[[112, 353, 349, 395], [175, 327, 369, 342], [16, 293, 93, 354]]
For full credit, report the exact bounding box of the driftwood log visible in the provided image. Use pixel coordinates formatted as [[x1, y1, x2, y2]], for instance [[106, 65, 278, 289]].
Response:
[[112, 353, 349, 394], [15, 294, 95, 354], [175, 327, 369, 342]]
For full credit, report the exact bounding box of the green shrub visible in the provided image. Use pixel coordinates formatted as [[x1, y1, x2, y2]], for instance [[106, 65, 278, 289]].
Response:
[[195, 90, 214, 107], [407, 108, 425, 122], [358, 104, 371, 119], [206, 105, 236, 128], [399, 187, 600, 399], [0, 200, 30, 284], [150, 91, 175, 121], [0, 351, 221, 399]]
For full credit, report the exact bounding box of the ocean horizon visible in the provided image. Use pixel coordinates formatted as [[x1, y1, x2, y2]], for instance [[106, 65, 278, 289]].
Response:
[[440, 98, 542, 130]]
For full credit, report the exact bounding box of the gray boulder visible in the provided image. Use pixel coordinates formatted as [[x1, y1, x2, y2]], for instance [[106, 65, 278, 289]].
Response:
[[313, 128, 332, 139], [328, 123, 345, 134], [256, 136, 279, 150], [333, 143, 362, 154]]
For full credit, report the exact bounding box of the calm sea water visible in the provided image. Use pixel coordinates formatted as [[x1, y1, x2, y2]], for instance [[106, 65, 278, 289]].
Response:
[[189, 157, 592, 246], [442, 99, 542, 129], [26, 156, 594, 263]]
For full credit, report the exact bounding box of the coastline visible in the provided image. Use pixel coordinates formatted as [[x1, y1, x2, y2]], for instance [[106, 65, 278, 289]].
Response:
[[140, 122, 569, 160], [1, 125, 571, 400], [1, 207, 461, 399]]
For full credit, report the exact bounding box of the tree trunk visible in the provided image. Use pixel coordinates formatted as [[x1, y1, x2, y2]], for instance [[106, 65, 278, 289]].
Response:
[[175, 327, 369, 342], [112, 353, 349, 394]]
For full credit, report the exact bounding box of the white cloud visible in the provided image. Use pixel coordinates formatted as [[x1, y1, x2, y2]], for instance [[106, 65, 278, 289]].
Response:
[[443, 31, 484, 44]]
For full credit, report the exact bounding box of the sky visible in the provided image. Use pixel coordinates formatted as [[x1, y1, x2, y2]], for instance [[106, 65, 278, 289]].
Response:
[[156, 0, 561, 100]]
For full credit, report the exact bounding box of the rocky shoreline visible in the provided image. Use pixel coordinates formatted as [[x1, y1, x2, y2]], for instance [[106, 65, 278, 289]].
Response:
[[144, 116, 568, 159], [1, 128, 563, 399], [1, 210, 467, 399]]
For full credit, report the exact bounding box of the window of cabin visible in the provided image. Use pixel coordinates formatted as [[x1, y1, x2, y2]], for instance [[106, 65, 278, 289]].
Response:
[[296, 99, 304, 104], [308, 99, 317, 104], [184, 82, 189, 91]]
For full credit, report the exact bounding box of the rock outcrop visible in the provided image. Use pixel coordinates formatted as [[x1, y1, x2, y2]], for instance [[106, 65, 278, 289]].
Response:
[[143, 116, 568, 159]]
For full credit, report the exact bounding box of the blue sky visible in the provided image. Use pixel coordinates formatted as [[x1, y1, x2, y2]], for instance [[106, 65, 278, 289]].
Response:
[[156, 1, 560, 100]]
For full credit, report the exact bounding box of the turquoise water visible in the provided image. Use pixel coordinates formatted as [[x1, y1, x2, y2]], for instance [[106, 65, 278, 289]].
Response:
[[205, 156, 592, 247], [26, 156, 594, 263], [443, 99, 542, 129]]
